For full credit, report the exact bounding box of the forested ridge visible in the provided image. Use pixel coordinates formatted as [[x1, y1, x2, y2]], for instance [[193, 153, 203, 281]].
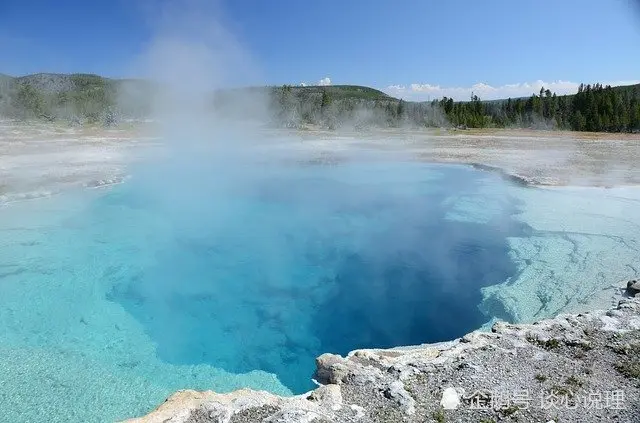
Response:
[[438, 84, 640, 132], [263, 82, 640, 132], [1, 72, 638, 132]]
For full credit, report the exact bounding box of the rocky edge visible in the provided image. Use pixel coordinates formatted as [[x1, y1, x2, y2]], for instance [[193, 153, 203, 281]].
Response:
[[126, 285, 640, 423]]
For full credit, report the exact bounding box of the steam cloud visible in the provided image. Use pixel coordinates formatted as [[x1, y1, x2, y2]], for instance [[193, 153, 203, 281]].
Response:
[[128, 0, 262, 138]]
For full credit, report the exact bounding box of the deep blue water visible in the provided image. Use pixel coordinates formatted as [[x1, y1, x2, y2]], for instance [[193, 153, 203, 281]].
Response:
[[97, 158, 527, 393]]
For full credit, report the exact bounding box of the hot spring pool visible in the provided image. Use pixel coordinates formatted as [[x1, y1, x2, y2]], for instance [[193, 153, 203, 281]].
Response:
[[1, 156, 638, 422]]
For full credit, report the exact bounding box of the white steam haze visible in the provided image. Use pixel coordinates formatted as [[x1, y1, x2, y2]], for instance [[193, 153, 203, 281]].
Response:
[[125, 0, 266, 140], [118, 0, 281, 241]]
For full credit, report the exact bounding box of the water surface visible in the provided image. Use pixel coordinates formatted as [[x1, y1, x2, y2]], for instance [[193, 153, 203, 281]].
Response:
[[0, 157, 543, 422]]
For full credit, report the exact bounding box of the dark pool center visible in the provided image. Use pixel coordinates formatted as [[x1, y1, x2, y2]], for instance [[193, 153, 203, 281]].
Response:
[[106, 158, 528, 393]]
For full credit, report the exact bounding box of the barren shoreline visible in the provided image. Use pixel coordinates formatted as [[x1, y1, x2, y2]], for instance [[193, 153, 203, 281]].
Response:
[[292, 127, 640, 187], [2, 122, 640, 203]]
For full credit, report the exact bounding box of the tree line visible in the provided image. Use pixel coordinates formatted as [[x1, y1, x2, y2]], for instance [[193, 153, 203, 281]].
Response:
[[434, 83, 640, 132], [3, 73, 639, 133], [268, 83, 640, 133]]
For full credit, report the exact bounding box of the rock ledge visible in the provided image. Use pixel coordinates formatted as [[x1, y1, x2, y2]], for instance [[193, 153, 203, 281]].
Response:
[[126, 296, 640, 423]]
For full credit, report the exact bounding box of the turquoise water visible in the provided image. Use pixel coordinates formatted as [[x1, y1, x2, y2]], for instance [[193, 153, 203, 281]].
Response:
[[0, 157, 528, 421]]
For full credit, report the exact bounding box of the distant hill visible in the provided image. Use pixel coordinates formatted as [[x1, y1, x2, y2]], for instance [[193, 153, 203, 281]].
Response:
[[0, 73, 396, 125], [199, 84, 390, 101], [0, 72, 638, 132], [287, 85, 390, 101], [0, 73, 154, 123]]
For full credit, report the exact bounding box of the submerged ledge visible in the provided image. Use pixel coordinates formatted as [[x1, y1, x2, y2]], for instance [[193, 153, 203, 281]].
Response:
[[126, 286, 639, 423]]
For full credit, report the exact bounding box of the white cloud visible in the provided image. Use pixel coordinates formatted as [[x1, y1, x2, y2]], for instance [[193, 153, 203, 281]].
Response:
[[299, 82, 307, 87], [318, 77, 331, 86], [385, 79, 640, 101]]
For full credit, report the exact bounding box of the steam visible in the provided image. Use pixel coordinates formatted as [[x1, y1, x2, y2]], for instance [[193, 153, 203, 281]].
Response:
[[113, 0, 281, 265], [126, 0, 262, 139]]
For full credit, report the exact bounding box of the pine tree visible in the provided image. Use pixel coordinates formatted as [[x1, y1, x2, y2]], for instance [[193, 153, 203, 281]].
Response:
[[572, 110, 586, 131], [320, 88, 331, 118], [397, 99, 405, 121]]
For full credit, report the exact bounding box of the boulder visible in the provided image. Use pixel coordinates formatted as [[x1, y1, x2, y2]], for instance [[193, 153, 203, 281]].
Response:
[[626, 280, 640, 297], [440, 387, 461, 410], [384, 380, 416, 415], [314, 353, 349, 385]]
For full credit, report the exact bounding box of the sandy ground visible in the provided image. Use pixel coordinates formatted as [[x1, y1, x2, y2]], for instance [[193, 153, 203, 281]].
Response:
[[0, 121, 153, 202], [290, 127, 640, 187], [2, 121, 639, 202]]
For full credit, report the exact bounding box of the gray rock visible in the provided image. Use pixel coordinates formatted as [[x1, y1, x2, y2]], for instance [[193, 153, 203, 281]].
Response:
[[627, 279, 640, 297], [314, 353, 350, 385], [383, 380, 416, 415]]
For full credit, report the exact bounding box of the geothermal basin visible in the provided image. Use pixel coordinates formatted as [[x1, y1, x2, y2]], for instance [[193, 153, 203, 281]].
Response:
[[0, 123, 639, 422]]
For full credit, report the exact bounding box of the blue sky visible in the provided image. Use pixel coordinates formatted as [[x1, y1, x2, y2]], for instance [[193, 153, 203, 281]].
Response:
[[1, 0, 639, 100]]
